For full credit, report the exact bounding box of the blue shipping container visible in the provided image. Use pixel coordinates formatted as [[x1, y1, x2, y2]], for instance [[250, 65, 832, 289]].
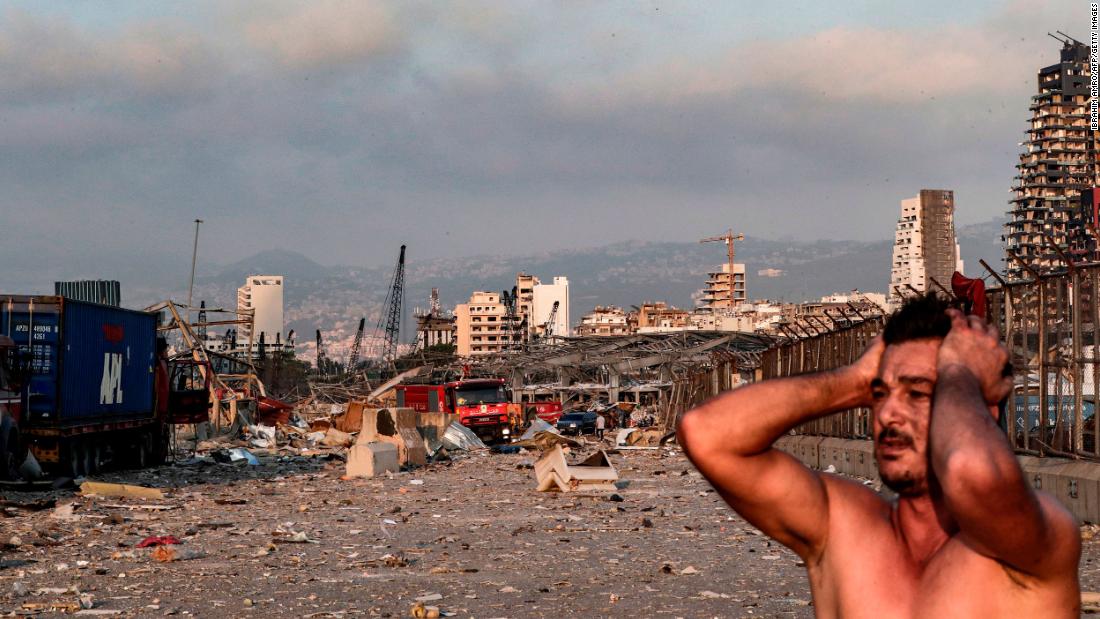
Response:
[[1013, 394, 1096, 431], [0, 296, 155, 428]]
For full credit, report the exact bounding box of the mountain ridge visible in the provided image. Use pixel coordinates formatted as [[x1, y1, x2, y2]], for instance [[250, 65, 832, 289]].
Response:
[[0, 218, 1007, 353], [170, 218, 1005, 352]]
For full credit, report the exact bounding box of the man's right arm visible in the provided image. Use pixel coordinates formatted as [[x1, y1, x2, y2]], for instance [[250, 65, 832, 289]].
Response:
[[678, 339, 882, 561]]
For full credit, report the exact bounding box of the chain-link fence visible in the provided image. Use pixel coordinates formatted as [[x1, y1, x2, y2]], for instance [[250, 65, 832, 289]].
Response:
[[987, 265, 1100, 459]]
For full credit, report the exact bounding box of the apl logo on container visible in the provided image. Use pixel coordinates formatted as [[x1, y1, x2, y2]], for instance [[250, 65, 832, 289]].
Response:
[[100, 353, 124, 405], [100, 324, 125, 405]]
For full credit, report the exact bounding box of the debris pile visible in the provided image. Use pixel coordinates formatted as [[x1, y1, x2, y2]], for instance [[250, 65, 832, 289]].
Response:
[[533, 445, 619, 492], [616, 428, 669, 449]]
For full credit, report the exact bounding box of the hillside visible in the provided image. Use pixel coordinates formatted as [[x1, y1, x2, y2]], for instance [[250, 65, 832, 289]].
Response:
[[1, 218, 1007, 357]]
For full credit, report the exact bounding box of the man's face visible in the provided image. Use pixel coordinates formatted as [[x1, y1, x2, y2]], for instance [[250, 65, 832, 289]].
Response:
[[871, 338, 940, 496]]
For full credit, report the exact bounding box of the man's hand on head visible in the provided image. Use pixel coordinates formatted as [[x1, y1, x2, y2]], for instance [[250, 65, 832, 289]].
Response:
[[849, 335, 885, 407], [938, 309, 1012, 405]]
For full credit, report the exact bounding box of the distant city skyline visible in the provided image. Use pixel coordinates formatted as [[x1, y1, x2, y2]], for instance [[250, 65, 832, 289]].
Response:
[[0, 0, 1085, 282]]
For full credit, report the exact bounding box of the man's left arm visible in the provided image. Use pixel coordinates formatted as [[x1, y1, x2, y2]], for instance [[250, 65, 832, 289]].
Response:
[[930, 310, 1080, 578]]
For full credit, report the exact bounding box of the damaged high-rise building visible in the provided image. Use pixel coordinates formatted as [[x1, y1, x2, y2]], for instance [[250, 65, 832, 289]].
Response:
[[1005, 35, 1098, 277], [889, 190, 963, 305], [700, 263, 746, 311]]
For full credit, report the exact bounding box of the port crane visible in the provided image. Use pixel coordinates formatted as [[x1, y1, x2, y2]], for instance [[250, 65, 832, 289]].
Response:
[[347, 318, 365, 371], [501, 287, 523, 350], [374, 245, 406, 363], [315, 329, 329, 374], [542, 300, 560, 340]]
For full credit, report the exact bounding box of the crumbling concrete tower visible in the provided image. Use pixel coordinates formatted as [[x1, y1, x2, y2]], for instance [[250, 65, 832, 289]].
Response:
[[889, 190, 963, 305], [1005, 36, 1097, 278], [701, 263, 746, 311]]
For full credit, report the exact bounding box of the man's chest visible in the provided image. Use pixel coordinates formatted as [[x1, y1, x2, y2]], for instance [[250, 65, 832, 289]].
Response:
[[815, 534, 1026, 617]]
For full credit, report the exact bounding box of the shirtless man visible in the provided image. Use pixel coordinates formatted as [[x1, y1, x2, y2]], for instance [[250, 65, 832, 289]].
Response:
[[678, 295, 1080, 617]]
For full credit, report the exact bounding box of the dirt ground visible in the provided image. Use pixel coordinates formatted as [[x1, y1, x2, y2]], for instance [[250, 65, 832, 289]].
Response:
[[2, 445, 1100, 618]]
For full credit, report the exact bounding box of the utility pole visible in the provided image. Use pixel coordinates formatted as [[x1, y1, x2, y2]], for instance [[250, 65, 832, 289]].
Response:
[[700, 229, 744, 308], [186, 219, 204, 326]]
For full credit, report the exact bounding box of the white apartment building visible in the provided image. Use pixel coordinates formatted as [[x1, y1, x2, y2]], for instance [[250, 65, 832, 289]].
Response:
[[237, 275, 285, 351], [532, 276, 570, 339]]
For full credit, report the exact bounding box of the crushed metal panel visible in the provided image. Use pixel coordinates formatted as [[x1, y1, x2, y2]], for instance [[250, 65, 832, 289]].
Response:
[[520, 418, 556, 441], [442, 421, 487, 451], [390, 407, 428, 467], [534, 444, 572, 492], [416, 411, 458, 454]]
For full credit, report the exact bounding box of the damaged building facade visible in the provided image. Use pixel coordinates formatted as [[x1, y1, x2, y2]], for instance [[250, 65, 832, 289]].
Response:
[[484, 331, 776, 428], [700, 263, 747, 310], [454, 273, 571, 356], [1006, 36, 1098, 277], [414, 289, 456, 351], [889, 190, 963, 305], [454, 291, 515, 356]]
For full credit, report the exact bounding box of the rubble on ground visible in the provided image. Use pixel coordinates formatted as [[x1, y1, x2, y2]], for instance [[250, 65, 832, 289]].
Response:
[[4, 417, 1100, 616]]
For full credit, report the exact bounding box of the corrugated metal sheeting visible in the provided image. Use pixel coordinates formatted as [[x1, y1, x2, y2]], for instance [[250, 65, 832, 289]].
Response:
[[54, 280, 121, 307]]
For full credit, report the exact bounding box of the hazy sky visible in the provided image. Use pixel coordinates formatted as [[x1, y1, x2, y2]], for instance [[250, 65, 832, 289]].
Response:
[[0, 0, 1086, 268]]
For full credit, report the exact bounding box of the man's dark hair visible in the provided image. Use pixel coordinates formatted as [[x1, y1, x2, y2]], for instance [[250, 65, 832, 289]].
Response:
[[882, 293, 954, 345]]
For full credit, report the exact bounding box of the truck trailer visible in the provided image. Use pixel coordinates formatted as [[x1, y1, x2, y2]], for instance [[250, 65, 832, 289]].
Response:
[[0, 295, 209, 479]]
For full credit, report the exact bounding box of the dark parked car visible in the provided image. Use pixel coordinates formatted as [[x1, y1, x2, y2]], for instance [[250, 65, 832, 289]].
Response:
[[556, 411, 598, 435]]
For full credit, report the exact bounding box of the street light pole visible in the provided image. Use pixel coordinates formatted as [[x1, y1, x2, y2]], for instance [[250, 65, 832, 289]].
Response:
[[187, 219, 204, 327]]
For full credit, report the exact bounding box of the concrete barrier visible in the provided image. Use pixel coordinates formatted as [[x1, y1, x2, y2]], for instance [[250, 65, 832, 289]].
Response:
[[355, 407, 428, 467], [793, 436, 825, 470], [819, 438, 849, 473], [346, 442, 399, 478], [1020, 458, 1100, 524], [777, 437, 1100, 523]]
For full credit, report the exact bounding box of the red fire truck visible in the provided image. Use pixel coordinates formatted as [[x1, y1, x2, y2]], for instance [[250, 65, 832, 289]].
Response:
[[395, 378, 524, 443], [523, 400, 564, 424]]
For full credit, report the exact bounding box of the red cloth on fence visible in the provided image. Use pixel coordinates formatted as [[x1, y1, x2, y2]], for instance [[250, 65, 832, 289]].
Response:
[[951, 271, 986, 318]]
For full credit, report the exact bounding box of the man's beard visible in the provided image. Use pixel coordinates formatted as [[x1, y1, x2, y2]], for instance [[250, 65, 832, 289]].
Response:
[[880, 468, 924, 495], [876, 427, 925, 496]]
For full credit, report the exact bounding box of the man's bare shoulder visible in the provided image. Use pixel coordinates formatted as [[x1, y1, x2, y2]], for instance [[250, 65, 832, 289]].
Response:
[[1034, 489, 1081, 538], [813, 473, 897, 562], [950, 488, 1080, 585], [1025, 490, 1080, 576], [819, 472, 893, 516]]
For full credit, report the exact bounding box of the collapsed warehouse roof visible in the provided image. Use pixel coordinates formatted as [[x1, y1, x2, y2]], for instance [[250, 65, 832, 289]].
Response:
[[466, 331, 777, 381], [439, 331, 779, 429]]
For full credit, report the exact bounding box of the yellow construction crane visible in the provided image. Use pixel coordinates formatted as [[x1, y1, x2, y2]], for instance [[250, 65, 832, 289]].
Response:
[[700, 229, 744, 307]]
